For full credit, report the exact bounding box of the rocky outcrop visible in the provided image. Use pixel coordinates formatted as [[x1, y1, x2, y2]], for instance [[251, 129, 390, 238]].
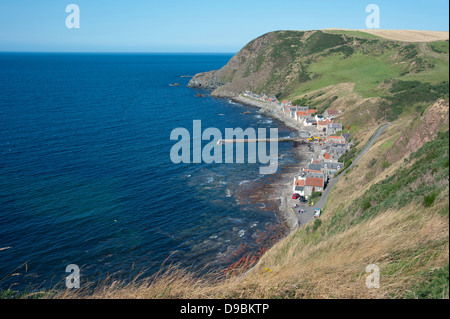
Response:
[[187, 31, 287, 98], [387, 98, 449, 164], [405, 99, 449, 152], [187, 70, 225, 90]]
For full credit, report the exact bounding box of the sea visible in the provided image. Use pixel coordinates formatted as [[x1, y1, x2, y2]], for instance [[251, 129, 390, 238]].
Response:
[[0, 53, 300, 291]]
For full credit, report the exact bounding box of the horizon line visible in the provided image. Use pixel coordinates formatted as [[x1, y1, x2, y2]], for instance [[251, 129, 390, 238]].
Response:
[[0, 51, 238, 55]]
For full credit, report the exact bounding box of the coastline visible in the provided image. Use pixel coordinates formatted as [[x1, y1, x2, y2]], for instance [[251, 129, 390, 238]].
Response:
[[225, 94, 318, 233], [219, 93, 317, 273]]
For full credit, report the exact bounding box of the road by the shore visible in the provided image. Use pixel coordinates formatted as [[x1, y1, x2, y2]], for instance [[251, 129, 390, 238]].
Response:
[[288, 123, 391, 227]]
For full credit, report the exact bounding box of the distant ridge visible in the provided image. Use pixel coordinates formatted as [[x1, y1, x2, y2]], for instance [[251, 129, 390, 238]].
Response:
[[325, 28, 449, 42]]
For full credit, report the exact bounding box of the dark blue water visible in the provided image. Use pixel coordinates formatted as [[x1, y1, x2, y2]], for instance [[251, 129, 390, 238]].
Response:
[[0, 53, 299, 290]]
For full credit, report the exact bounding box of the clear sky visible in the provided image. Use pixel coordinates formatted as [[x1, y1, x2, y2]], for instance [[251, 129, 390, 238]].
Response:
[[0, 0, 448, 52]]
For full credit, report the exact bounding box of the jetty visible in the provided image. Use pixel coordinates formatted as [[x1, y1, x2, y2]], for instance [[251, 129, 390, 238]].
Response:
[[217, 137, 308, 145]]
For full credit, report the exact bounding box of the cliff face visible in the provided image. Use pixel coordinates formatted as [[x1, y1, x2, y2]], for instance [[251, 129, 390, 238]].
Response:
[[188, 29, 447, 103], [188, 70, 224, 90], [188, 31, 279, 97]]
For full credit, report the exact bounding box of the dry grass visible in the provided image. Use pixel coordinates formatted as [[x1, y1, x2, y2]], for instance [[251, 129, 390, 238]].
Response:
[[243, 198, 449, 299], [49, 194, 447, 299], [328, 29, 450, 42]]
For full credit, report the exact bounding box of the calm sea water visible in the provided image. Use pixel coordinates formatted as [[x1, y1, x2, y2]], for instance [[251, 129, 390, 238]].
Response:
[[0, 53, 298, 290]]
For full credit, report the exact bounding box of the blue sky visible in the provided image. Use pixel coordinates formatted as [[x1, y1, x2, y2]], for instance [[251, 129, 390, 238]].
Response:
[[0, 0, 448, 52]]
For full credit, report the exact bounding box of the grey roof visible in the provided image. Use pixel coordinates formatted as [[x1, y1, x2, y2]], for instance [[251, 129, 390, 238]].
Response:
[[308, 163, 322, 171], [328, 123, 343, 129], [322, 162, 344, 170], [331, 147, 346, 154], [306, 172, 324, 179], [295, 186, 304, 191]]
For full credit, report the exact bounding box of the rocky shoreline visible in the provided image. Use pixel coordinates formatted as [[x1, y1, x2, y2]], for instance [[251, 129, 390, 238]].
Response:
[[217, 94, 316, 273], [227, 95, 317, 233]]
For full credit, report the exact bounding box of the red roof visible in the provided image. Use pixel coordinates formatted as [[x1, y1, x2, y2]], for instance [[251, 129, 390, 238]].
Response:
[[318, 119, 333, 126], [324, 153, 331, 160], [295, 179, 305, 187], [305, 177, 324, 188], [326, 109, 340, 115]]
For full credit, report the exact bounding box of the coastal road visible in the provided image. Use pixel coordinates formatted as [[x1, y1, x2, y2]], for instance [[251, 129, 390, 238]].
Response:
[[293, 123, 392, 226]]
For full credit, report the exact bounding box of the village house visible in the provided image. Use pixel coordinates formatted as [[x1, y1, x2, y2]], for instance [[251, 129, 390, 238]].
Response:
[[282, 100, 293, 107], [303, 168, 323, 175], [303, 118, 317, 126], [326, 135, 346, 145], [322, 161, 344, 176], [293, 177, 306, 196], [315, 114, 325, 122], [324, 109, 340, 119], [308, 163, 323, 172], [331, 146, 347, 157], [306, 171, 326, 181], [321, 151, 333, 162], [327, 123, 343, 135], [295, 111, 311, 121], [317, 119, 333, 132], [287, 107, 296, 118], [304, 177, 325, 197]]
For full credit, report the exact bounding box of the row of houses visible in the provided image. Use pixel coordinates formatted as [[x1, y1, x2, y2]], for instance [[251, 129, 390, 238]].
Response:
[[289, 111, 349, 199], [292, 133, 350, 199], [241, 91, 350, 200], [283, 105, 344, 135], [292, 159, 345, 199], [243, 91, 284, 105]]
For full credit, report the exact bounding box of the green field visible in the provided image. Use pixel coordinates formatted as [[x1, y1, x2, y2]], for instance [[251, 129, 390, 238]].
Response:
[[323, 30, 382, 39], [291, 51, 404, 98], [288, 42, 448, 100], [429, 40, 450, 54]]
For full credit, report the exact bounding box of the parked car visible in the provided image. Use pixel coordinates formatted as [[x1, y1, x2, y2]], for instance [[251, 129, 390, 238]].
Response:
[[313, 208, 322, 218], [292, 193, 300, 200]]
